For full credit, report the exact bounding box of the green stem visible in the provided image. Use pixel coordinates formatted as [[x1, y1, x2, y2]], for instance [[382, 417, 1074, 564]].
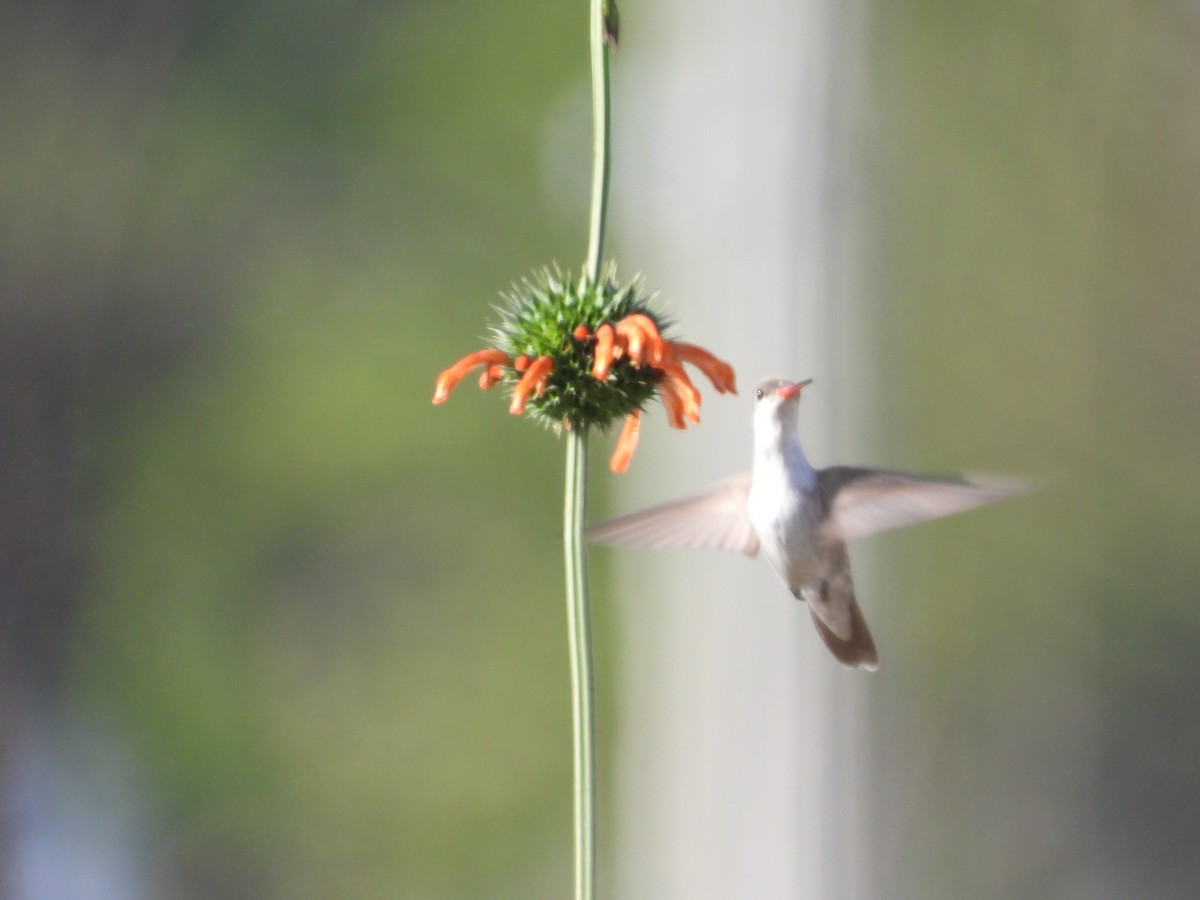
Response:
[[567, 1, 610, 896], [564, 428, 595, 900], [570, 1, 609, 895], [584, 0, 612, 282]]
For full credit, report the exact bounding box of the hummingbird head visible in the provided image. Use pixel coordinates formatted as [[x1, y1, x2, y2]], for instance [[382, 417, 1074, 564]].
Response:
[[752, 377, 813, 453], [753, 377, 813, 405]]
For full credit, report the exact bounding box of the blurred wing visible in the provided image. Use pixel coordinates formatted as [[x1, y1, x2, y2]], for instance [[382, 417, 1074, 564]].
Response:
[[587, 473, 759, 556], [818, 467, 1030, 543]]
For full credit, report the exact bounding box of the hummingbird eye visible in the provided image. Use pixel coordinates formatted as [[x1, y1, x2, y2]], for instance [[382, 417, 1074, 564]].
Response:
[[755, 388, 764, 400]]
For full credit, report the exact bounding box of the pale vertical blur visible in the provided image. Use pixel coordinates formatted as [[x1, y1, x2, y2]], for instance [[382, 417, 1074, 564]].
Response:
[[605, 0, 870, 898]]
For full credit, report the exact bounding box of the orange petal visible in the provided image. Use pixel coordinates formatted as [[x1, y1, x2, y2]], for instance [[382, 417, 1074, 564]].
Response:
[[573, 325, 591, 341], [510, 356, 555, 414], [614, 317, 659, 368], [656, 382, 688, 429], [659, 359, 702, 424], [621, 313, 670, 366], [592, 324, 616, 379], [671, 342, 738, 394], [645, 335, 669, 367], [433, 349, 510, 404], [514, 354, 531, 372], [478, 364, 506, 390], [651, 338, 678, 370], [617, 313, 663, 343], [609, 410, 642, 472]]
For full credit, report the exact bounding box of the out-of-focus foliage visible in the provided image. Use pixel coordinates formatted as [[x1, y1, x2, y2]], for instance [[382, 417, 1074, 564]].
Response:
[[3, 0, 607, 896], [866, 2, 1200, 897]]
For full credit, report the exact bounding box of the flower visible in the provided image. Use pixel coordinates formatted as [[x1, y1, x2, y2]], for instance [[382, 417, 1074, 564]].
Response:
[[432, 265, 737, 472]]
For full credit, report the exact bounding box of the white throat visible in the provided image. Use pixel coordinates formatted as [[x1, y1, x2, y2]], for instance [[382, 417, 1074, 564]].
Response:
[[753, 398, 814, 486]]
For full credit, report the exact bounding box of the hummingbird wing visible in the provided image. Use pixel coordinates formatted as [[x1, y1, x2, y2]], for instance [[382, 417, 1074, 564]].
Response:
[[586, 473, 759, 556], [796, 541, 879, 670], [816, 467, 1028, 543]]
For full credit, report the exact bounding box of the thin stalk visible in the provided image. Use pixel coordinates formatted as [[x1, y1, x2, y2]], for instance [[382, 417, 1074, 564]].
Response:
[[584, 0, 612, 282], [567, 0, 611, 896], [564, 428, 595, 900], [570, 1, 609, 896]]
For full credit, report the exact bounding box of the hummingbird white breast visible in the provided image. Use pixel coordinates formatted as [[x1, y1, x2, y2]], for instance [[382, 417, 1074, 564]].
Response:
[[748, 451, 822, 591]]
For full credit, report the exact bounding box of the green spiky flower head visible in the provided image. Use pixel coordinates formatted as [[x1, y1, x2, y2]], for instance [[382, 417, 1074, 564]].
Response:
[[432, 262, 735, 471], [490, 264, 664, 431]]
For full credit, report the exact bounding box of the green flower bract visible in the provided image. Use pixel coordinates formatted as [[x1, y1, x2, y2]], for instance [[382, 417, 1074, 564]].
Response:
[[489, 265, 667, 431]]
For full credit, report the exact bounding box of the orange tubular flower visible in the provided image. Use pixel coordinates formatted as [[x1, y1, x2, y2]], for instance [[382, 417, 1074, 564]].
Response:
[[478, 364, 506, 389], [431, 266, 737, 473], [656, 356, 702, 425], [609, 410, 642, 472], [613, 317, 653, 367], [433, 349, 511, 404], [592, 324, 616, 380], [614, 313, 665, 367], [655, 380, 688, 430], [510, 355, 555, 414], [671, 342, 738, 394]]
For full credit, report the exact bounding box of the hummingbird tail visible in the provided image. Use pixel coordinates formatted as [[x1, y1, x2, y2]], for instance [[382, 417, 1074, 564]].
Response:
[[808, 600, 879, 671]]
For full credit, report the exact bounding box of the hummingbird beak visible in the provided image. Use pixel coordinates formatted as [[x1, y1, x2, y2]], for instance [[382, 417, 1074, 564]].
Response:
[[777, 378, 813, 401]]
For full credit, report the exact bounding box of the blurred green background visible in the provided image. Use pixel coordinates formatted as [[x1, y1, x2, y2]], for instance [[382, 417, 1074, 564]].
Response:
[[1, 0, 1198, 898]]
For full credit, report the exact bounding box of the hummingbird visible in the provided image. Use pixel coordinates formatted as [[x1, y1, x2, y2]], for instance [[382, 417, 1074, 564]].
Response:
[[588, 377, 1028, 670]]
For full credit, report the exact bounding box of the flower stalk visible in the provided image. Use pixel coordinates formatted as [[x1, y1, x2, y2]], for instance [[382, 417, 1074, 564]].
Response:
[[430, 1, 737, 895], [570, 0, 611, 892], [586, 0, 612, 284], [564, 426, 594, 900]]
